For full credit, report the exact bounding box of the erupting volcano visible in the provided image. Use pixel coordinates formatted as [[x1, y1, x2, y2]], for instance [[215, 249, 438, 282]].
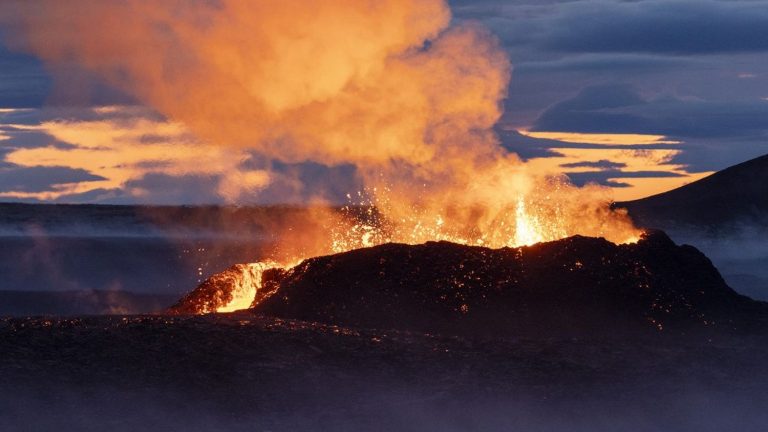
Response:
[[1, 0, 642, 297], [171, 230, 766, 338], [170, 196, 641, 315], [4, 1, 768, 431]]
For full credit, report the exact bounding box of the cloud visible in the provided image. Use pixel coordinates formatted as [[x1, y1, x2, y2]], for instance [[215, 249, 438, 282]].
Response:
[[532, 84, 652, 133], [560, 159, 626, 169], [51, 187, 126, 204], [0, 127, 77, 151], [544, 0, 768, 55], [665, 136, 768, 173], [123, 173, 222, 205], [532, 84, 768, 139], [0, 149, 13, 168], [0, 35, 136, 108], [0, 106, 369, 205], [452, 0, 768, 56], [0, 165, 105, 193], [452, 0, 768, 57], [0, 106, 254, 203], [0, 45, 50, 108], [259, 160, 362, 205], [565, 169, 685, 188], [497, 129, 565, 160], [497, 127, 711, 200], [524, 80, 768, 175], [119, 162, 362, 206], [515, 54, 698, 74], [543, 84, 645, 111]]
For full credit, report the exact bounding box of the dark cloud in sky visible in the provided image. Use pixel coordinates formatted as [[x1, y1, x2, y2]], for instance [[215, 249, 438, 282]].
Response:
[[0, 166, 105, 193], [0, 43, 136, 109], [543, 84, 645, 111], [0, 46, 50, 108], [667, 136, 768, 173], [453, 0, 768, 54], [533, 84, 768, 140], [544, 1, 768, 55], [452, 0, 768, 168], [532, 84, 652, 133], [123, 173, 222, 206], [43, 65, 139, 107], [0, 149, 13, 168], [560, 160, 627, 169], [240, 156, 363, 204], [269, 160, 362, 204], [51, 187, 126, 204], [514, 53, 698, 74], [0, 127, 77, 151], [497, 129, 565, 160], [117, 160, 362, 206], [566, 169, 685, 188]]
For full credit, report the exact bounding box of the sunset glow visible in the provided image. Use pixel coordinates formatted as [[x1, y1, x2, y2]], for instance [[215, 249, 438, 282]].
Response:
[[519, 130, 680, 146]]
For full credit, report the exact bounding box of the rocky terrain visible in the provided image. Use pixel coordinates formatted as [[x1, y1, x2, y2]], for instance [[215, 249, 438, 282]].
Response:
[[2, 313, 768, 431], [614, 153, 768, 301], [172, 231, 767, 337]]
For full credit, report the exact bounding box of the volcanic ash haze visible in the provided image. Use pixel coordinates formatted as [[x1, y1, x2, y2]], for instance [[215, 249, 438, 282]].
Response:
[[0, 0, 639, 260]]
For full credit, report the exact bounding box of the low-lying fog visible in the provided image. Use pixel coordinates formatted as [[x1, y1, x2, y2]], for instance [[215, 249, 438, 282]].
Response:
[[665, 224, 768, 301], [3, 385, 767, 432]]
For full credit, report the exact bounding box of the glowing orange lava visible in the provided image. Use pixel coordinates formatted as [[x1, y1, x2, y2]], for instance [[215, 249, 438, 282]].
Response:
[[212, 188, 642, 313]]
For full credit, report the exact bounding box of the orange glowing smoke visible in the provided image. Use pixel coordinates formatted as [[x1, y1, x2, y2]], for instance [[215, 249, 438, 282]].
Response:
[[1, 0, 642, 311]]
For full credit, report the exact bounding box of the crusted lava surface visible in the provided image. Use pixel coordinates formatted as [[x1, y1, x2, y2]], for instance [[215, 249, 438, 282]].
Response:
[[172, 231, 767, 337]]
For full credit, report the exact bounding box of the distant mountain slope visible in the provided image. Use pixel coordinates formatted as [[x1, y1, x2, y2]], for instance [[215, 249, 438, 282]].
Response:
[[615, 153, 768, 230]]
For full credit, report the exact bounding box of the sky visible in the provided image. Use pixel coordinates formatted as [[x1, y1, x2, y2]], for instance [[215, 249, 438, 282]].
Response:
[[0, 0, 766, 205]]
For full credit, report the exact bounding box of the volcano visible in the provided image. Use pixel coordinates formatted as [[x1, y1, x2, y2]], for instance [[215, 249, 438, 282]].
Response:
[[171, 231, 766, 337]]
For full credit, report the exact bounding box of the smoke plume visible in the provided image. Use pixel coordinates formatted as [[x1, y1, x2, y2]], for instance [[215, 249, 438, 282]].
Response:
[[0, 0, 639, 256]]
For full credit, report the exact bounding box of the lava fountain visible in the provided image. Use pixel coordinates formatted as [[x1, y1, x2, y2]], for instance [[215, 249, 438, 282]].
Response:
[[2, 0, 642, 313]]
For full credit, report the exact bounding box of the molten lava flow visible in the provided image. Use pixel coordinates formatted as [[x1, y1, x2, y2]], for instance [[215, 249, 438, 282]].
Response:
[[514, 198, 546, 247], [214, 262, 275, 313]]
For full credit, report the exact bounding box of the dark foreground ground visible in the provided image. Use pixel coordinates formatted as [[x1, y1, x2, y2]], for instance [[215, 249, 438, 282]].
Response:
[[1, 314, 768, 432]]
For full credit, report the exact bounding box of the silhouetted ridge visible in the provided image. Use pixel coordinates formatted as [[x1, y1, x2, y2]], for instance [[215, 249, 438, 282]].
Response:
[[615, 153, 768, 230], [173, 231, 766, 336]]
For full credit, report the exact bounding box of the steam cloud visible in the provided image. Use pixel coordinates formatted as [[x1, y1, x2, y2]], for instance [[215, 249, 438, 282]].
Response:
[[0, 0, 639, 255], [0, 1, 497, 163]]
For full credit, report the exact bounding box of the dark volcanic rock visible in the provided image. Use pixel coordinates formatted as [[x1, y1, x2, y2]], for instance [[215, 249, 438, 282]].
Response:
[[254, 231, 764, 336], [4, 314, 768, 431], [174, 231, 767, 336]]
